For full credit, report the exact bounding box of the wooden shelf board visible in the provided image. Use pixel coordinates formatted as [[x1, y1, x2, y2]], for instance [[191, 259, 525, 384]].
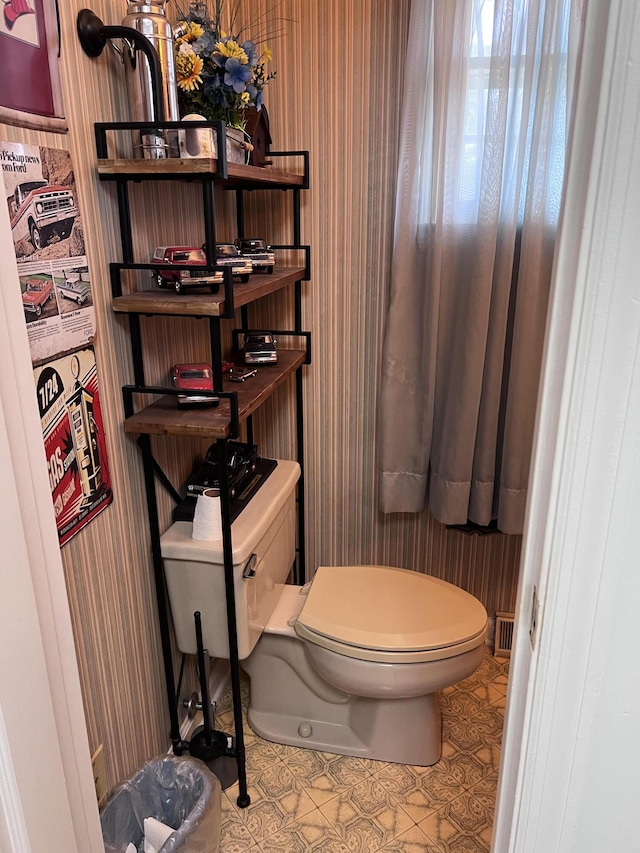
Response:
[[112, 267, 306, 317], [123, 349, 307, 438], [97, 158, 304, 187]]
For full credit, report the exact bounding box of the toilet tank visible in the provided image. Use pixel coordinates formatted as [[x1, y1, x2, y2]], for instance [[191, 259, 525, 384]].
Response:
[[160, 460, 300, 659]]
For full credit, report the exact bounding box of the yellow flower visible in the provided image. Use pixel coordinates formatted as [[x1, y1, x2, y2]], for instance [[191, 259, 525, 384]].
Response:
[[262, 45, 273, 63], [240, 91, 250, 105], [176, 52, 204, 92], [175, 21, 204, 44], [215, 39, 248, 64]]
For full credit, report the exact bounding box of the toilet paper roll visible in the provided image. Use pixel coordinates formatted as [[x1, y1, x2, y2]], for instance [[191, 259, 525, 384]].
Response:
[[192, 488, 222, 541]]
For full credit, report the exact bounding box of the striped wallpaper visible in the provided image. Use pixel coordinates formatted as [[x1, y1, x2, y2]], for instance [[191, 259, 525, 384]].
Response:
[[3, 0, 521, 792]]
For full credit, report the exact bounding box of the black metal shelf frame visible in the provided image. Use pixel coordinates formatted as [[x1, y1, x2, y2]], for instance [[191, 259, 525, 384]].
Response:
[[99, 130, 311, 807]]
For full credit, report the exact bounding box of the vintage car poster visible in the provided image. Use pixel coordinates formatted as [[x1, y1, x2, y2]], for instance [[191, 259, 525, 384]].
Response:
[[1, 140, 95, 363], [33, 347, 113, 546]]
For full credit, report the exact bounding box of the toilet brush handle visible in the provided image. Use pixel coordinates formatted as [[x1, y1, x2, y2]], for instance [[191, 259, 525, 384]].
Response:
[[194, 611, 213, 747]]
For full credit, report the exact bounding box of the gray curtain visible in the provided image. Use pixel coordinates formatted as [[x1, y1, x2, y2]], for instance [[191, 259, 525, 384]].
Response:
[[379, 0, 584, 533]]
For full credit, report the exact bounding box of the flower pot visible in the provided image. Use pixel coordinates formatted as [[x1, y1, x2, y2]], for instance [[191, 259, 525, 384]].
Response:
[[178, 115, 250, 164]]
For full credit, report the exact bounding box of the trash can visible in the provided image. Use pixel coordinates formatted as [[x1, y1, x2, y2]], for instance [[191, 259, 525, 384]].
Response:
[[100, 755, 222, 853]]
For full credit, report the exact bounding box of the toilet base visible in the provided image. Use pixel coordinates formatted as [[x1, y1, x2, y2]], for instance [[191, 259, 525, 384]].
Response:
[[247, 692, 442, 766], [241, 631, 444, 766]]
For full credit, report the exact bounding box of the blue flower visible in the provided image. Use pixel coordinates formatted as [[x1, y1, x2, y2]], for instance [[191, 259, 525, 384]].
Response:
[[223, 57, 253, 93], [242, 40, 258, 66], [192, 30, 216, 57]]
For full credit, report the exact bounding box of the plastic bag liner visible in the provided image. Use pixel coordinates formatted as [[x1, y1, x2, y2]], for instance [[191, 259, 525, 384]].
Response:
[[100, 755, 221, 853]]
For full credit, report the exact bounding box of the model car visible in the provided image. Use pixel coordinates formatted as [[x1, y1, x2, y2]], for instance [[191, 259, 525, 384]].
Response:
[[22, 278, 53, 316], [235, 238, 275, 274], [185, 440, 259, 498], [228, 366, 258, 382], [57, 274, 89, 305], [170, 363, 218, 406], [243, 332, 278, 365], [213, 243, 253, 282], [151, 247, 223, 294]]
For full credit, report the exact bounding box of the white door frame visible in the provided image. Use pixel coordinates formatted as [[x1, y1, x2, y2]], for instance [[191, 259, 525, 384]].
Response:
[[493, 0, 640, 849], [0, 169, 103, 851], [2, 1, 638, 849]]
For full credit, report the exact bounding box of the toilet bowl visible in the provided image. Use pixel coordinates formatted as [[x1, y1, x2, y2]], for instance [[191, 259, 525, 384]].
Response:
[[160, 460, 488, 766], [242, 567, 487, 765]]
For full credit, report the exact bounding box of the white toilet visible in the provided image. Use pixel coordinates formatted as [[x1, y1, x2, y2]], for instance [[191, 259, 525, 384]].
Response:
[[161, 460, 488, 766]]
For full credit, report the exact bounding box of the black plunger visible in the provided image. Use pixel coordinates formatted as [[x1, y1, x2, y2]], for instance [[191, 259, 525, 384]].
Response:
[[188, 612, 229, 763]]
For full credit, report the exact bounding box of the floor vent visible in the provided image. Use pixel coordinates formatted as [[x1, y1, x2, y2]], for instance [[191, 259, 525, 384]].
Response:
[[494, 612, 515, 657]]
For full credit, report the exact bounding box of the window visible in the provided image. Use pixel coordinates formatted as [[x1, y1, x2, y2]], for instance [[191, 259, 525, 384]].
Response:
[[421, 0, 573, 228]]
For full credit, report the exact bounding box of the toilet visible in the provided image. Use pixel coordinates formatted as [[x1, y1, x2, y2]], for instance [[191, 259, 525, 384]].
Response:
[[160, 460, 488, 766]]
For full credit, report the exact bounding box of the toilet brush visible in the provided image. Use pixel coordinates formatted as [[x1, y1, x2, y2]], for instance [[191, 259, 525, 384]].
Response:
[[187, 611, 238, 789]]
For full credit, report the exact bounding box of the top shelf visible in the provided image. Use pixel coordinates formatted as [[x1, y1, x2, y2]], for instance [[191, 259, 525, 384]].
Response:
[[96, 157, 306, 189]]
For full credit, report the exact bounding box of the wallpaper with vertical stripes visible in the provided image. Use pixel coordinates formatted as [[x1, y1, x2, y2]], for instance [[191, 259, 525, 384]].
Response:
[[2, 0, 521, 792]]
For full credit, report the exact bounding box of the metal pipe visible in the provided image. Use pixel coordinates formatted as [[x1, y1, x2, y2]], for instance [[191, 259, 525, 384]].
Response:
[[77, 10, 166, 123]]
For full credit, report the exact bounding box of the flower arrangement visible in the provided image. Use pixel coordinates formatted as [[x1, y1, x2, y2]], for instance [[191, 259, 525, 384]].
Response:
[[173, 1, 276, 129]]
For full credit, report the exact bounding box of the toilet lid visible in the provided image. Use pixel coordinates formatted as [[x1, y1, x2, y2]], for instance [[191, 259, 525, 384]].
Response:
[[295, 566, 487, 662]]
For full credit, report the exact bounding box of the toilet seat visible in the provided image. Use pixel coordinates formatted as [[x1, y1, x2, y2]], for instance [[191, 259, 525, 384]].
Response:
[[294, 565, 488, 664]]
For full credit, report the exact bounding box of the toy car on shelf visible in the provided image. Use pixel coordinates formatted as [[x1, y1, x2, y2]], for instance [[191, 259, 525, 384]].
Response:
[[235, 238, 275, 274], [170, 363, 218, 406], [228, 366, 257, 382], [212, 243, 253, 282], [243, 332, 278, 365], [151, 246, 223, 294]]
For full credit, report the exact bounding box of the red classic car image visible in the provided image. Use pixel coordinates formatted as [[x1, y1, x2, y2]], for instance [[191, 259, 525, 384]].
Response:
[[170, 363, 218, 406], [22, 277, 54, 317], [151, 246, 223, 294]]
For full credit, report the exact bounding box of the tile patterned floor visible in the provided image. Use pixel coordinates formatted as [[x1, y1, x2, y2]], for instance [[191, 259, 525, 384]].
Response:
[[213, 650, 509, 852]]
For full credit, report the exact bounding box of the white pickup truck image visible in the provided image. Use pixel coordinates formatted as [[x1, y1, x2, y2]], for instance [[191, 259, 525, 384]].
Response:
[[57, 273, 89, 305], [9, 180, 78, 252]]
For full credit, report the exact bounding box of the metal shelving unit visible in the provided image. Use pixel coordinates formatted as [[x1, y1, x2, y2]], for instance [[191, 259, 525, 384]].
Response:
[[95, 121, 311, 806]]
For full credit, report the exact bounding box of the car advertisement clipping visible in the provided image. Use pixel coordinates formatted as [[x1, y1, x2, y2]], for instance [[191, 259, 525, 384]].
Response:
[[33, 347, 113, 547], [1, 140, 95, 363], [2, 139, 112, 546]]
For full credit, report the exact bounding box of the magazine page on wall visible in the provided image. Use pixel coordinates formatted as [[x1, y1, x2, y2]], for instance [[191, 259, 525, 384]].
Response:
[[1, 140, 95, 363], [1, 140, 113, 545]]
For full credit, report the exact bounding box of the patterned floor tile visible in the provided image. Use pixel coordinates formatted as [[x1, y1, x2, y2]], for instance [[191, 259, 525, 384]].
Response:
[[216, 672, 251, 713], [246, 808, 351, 853], [217, 647, 508, 851], [283, 749, 374, 806], [418, 790, 494, 852], [437, 749, 493, 791], [490, 691, 506, 713], [318, 776, 415, 852], [375, 760, 466, 823], [219, 799, 257, 852], [465, 705, 505, 741], [468, 772, 499, 812], [441, 682, 504, 718], [374, 823, 439, 852], [473, 655, 510, 695], [224, 763, 317, 843], [441, 716, 502, 785]]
